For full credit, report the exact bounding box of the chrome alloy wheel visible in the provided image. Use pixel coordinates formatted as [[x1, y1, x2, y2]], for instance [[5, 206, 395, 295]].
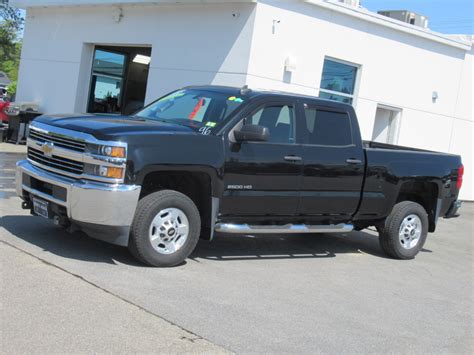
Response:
[[398, 214, 422, 250], [149, 208, 189, 255]]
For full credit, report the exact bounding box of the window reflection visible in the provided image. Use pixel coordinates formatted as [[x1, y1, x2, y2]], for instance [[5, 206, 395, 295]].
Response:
[[88, 49, 126, 114], [319, 92, 353, 104], [319, 59, 358, 105]]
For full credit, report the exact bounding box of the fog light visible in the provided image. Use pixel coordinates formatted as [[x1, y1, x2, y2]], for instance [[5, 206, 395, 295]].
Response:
[[99, 166, 123, 179], [99, 166, 108, 177]]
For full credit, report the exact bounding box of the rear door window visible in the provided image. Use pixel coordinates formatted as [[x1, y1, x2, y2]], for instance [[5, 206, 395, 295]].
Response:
[[303, 106, 353, 146]]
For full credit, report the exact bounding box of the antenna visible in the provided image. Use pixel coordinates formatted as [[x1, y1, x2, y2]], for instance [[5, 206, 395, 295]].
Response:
[[240, 85, 252, 95]]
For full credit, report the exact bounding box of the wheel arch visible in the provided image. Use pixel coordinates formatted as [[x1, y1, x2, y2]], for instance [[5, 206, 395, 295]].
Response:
[[395, 181, 440, 232], [138, 167, 221, 240]]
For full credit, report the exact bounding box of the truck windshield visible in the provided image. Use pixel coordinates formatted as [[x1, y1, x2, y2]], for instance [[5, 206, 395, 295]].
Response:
[[134, 89, 246, 132]]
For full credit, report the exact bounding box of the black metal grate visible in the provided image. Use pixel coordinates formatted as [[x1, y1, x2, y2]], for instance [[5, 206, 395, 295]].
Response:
[[29, 129, 86, 152], [28, 147, 84, 175]]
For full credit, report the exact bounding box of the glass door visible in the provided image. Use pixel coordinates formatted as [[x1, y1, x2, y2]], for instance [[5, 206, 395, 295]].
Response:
[[88, 49, 127, 114]]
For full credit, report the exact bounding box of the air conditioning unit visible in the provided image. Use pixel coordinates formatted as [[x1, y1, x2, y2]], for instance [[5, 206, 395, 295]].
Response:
[[336, 0, 360, 7], [378, 10, 429, 29]]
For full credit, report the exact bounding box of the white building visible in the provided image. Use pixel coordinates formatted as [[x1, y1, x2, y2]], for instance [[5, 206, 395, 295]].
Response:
[[12, 0, 474, 200]]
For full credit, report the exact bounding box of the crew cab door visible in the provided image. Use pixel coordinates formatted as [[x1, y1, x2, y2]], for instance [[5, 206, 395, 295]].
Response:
[[298, 101, 365, 220], [220, 99, 302, 216]]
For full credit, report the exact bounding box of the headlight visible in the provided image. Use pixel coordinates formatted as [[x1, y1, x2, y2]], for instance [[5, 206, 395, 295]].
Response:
[[83, 142, 127, 182], [99, 146, 126, 158]]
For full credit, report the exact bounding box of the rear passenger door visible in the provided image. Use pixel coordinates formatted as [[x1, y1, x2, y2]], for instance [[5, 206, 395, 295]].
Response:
[[298, 102, 365, 220]]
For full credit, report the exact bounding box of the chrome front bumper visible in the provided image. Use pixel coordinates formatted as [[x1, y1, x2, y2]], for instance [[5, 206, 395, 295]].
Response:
[[16, 160, 141, 246]]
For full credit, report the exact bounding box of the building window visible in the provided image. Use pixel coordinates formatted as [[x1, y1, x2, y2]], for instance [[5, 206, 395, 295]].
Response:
[[319, 58, 358, 105], [87, 45, 152, 115], [88, 49, 127, 114]]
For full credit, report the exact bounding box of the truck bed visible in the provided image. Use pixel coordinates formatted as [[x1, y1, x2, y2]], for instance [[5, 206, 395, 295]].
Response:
[[358, 141, 462, 221]]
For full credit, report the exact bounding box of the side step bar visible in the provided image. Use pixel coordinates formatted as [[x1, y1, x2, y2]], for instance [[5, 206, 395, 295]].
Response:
[[214, 223, 353, 234]]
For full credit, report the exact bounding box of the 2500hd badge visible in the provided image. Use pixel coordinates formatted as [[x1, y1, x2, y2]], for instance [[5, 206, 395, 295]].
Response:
[[227, 185, 253, 190]]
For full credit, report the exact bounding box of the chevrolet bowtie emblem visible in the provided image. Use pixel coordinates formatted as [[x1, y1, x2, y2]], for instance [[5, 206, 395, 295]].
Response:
[[41, 142, 54, 157]]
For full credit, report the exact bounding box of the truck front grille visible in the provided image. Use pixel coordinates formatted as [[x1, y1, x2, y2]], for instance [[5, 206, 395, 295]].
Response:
[[26, 122, 127, 183], [27, 147, 84, 175], [29, 129, 86, 152]]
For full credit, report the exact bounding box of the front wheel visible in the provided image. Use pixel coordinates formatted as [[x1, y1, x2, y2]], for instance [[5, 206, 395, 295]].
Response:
[[378, 201, 428, 260], [129, 190, 201, 267]]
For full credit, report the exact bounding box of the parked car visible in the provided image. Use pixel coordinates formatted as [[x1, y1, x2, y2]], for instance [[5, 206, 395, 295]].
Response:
[[15, 86, 463, 266]]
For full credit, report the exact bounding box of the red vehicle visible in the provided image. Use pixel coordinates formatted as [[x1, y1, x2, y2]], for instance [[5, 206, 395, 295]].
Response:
[[0, 100, 9, 123]]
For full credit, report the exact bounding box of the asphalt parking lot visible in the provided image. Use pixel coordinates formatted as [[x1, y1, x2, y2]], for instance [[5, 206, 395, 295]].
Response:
[[1, 146, 473, 353]]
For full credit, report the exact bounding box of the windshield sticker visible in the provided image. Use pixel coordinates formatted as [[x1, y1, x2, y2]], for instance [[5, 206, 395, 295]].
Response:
[[228, 96, 244, 103], [199, 127, 212, 135], [205, 121, 217, 128], [188, 98, 205, 120]]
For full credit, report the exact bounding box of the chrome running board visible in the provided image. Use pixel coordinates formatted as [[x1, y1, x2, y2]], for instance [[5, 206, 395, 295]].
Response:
[[214, 223, 353, 234]]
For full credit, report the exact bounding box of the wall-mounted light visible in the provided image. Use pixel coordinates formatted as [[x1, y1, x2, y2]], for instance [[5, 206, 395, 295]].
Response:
[[285, 56, 297, 73], [133, 54, 151, 65], [432, 91, 439, 103], [113, 7, 123, 23], [272, 19, 281, 34]]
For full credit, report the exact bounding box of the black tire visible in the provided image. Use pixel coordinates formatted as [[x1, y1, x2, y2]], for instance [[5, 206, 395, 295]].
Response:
[[129, 190, 201, 267], [378, 201, 428, 260]]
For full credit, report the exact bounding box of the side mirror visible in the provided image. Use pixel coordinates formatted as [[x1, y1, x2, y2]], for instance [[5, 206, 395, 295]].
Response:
[[234, 124, 269, 142]]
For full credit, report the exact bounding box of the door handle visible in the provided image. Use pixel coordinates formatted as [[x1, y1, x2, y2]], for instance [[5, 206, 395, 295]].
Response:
[[346, 158, 362, 164], [284, 155, 302, 162]]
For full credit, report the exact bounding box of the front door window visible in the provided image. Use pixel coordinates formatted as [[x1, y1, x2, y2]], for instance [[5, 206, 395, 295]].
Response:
[[247, 104, 295, 144]]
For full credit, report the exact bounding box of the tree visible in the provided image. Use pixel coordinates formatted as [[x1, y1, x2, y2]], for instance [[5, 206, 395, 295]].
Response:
[[1, 0, 23, 96], [0, 0, 23, 31]]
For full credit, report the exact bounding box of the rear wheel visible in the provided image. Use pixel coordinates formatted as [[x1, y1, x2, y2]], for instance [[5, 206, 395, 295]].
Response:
[[129, 190, 201, 267], [378, 201, 428, 259]]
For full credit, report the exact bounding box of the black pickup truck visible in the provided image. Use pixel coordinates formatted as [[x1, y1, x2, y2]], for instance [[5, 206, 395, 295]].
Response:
[[16, 85, 463, 266]]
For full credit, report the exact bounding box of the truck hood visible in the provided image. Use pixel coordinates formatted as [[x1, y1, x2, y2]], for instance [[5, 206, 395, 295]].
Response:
[[34, 114, 197, 140]]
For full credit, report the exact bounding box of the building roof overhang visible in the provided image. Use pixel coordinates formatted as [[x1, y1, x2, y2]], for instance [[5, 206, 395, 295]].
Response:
[[10, 0, 472, 51], [303, 0, 471, 51], [11, 0, 256, 7]]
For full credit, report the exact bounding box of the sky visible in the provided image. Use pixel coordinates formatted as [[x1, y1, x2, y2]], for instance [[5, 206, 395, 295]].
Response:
[[362, 0, 473, 34]]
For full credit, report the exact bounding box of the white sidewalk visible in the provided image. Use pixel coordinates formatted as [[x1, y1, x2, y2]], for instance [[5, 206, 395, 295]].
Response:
[[1, 242, 230, 354]]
